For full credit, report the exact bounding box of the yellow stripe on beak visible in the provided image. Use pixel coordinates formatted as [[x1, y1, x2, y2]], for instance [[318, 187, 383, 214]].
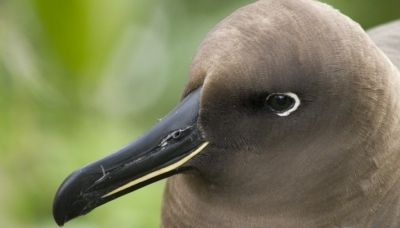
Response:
[[102, 141, 209, 198]]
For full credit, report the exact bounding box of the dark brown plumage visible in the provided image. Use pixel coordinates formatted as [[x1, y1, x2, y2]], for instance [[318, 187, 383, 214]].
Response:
[[163, 0, 400, 227]]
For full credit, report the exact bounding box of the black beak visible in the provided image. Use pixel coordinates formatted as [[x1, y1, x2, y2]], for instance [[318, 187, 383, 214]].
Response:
[[52, 88, 208, 226]]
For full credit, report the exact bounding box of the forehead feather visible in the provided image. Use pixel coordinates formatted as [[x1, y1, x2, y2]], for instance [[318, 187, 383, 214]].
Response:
[[184, 0, 374, 95]]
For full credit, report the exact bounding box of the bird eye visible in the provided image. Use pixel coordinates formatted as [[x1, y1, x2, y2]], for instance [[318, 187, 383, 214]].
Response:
[[265, 92, 300, 116]]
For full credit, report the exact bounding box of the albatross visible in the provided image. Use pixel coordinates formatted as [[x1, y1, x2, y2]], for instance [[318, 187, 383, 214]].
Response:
[[53, 0, 400, 227]]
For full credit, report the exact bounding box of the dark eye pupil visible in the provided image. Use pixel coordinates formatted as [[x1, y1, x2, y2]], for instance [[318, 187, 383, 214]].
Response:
[[266, 94, 295, 112]]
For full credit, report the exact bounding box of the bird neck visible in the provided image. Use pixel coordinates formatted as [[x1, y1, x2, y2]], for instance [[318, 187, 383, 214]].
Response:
[[162, 164, 400, 227]]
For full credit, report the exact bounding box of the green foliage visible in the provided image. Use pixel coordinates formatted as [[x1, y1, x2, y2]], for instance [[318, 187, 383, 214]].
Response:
[[0, 0, 398, 227]]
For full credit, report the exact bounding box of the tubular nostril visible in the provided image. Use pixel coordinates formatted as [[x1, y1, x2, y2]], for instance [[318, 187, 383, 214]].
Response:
[[172, 130, 182, 139]]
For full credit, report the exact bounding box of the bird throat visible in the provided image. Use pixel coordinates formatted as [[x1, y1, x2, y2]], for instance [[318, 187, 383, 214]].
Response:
[[161, 130, 400, 227]]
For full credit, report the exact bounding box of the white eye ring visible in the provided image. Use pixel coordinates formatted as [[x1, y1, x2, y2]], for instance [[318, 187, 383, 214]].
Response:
[[266, 92, 301, 117]]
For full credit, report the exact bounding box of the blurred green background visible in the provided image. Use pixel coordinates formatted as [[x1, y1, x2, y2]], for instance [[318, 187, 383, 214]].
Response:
[[0, 0, 399, 227]]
